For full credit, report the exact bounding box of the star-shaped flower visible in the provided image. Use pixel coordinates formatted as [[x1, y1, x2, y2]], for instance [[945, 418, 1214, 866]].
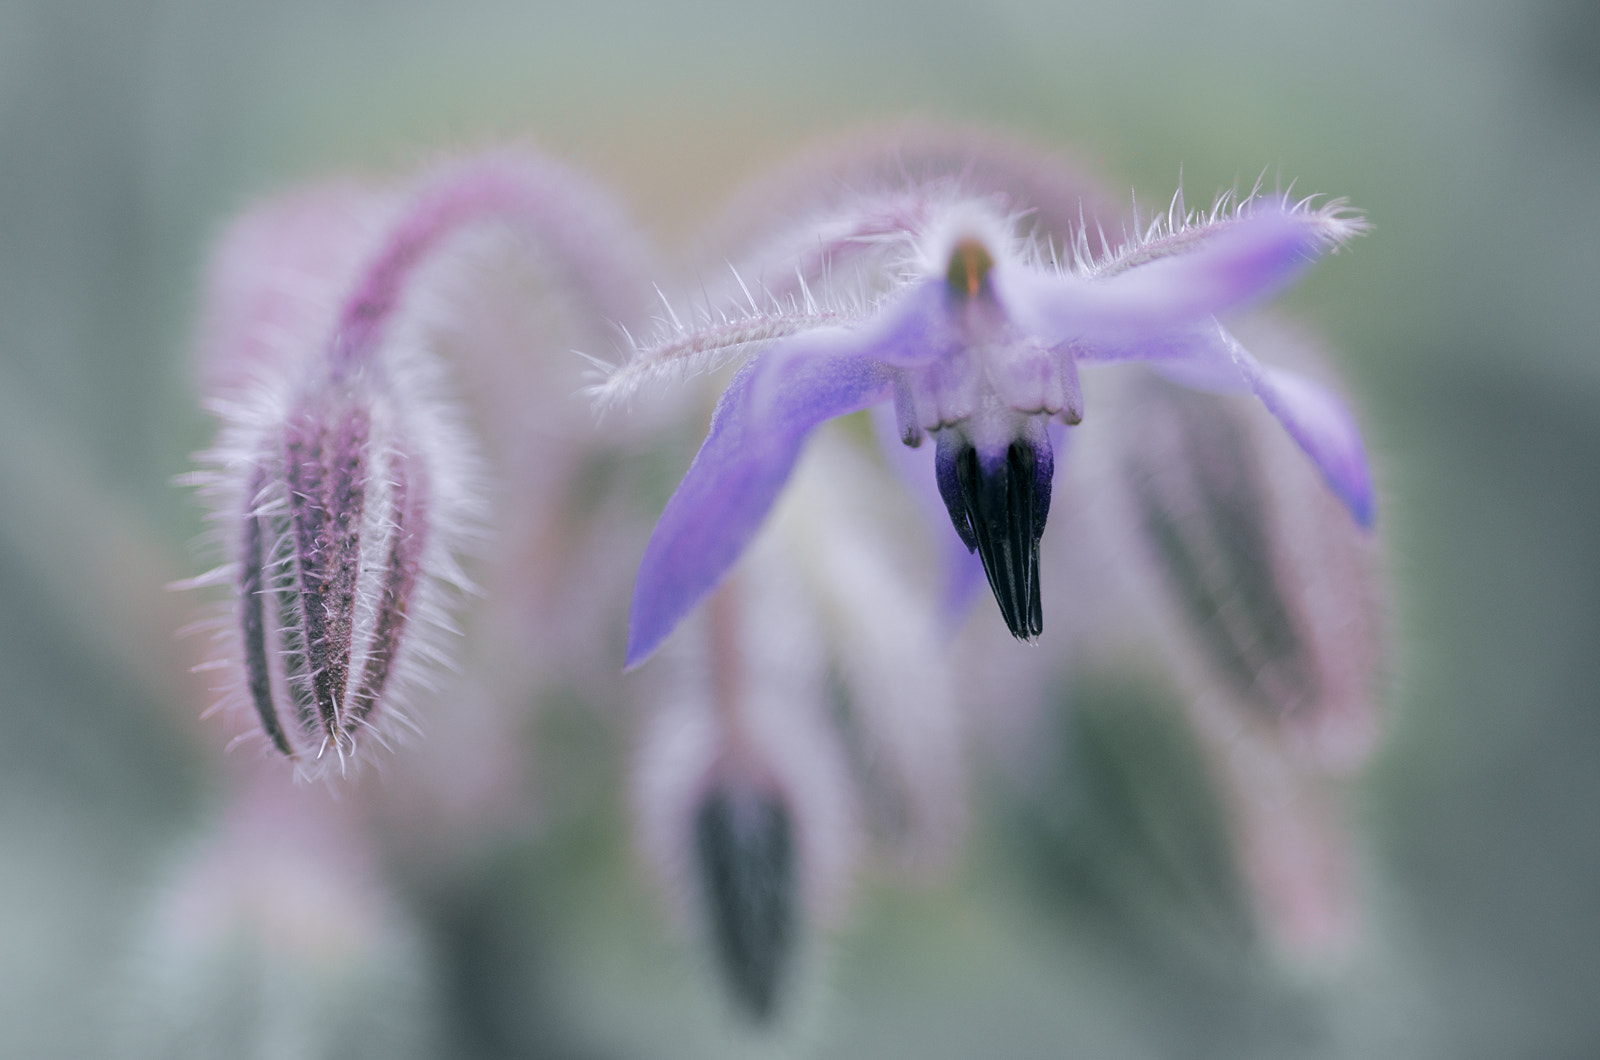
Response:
[[601, 184, 1371, 666]]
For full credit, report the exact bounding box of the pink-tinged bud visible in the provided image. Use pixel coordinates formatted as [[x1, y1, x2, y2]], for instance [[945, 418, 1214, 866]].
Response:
[[1113, 347, 1387, 772], [633, 542, 861, 1024], [185, 197, 484, 779], [1101, 328, 1388, 953], [233, 373, 449, 772], [184, 149, 651, 779]]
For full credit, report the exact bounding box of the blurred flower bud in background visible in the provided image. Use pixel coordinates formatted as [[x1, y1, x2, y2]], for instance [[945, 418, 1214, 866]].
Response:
[[116, 766, 441, 1060]]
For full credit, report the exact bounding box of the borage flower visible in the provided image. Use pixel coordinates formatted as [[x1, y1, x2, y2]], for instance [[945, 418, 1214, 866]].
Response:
[[604, 184, 1372, 665]]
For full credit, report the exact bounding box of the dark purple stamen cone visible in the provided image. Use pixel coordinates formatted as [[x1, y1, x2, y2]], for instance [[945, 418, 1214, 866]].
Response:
[[693, 785, 797, 1023], [936, 434, 1052, 639]]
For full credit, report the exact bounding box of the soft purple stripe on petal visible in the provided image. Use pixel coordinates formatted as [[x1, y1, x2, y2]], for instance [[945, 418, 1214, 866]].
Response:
[[1115, 324, 1374, 528], [626, 334, 895, 667], [1248, 364, 1375, 528], [1078, 324, 1252, 382], [839, 281, 959, 369], [999, 210, 1327, 343], [1203, 326, 1374, 528]]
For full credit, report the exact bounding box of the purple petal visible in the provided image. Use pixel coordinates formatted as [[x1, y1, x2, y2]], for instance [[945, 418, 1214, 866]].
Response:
[[627, 333, 895, 666], [1250, 363, 1374, 528], [1207, 327, 1373, 528], [1112, 324, 1375, 528], [844, 280, 960, 369], [869, 406, 987, 629], [999, 208, 1335, 343]]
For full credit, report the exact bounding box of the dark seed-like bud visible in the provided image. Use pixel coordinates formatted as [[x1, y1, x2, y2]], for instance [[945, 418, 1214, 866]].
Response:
[[935, 433, 1052, 639], [694, 784, 797, 1023]]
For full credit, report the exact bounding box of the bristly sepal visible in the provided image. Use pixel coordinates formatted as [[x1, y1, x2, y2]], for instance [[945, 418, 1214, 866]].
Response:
[[231, 374, 437, 774], [191, 344, 467, 783], [1116, 360, 1385, 768]]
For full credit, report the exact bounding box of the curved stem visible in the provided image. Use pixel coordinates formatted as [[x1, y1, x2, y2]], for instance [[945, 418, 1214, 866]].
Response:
[[329, 150, 654, 379], [705, 578, 752, 767]]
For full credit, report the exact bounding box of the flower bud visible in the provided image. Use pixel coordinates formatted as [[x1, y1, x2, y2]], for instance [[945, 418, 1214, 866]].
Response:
[[234, 372, 448, 772], [185, 187, 480, 780], [1105, 332, 1387, 953], [185, 150, 651, 778], [632, 529, 860, 1025], [115, 770, 439, 1059], [693, 780, 798, 1023], [1115, 355, 1385, 769]]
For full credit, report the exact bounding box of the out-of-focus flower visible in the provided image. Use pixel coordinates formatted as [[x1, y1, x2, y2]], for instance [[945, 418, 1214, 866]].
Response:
[[1091, 331, 1388, 952], [1109, 332, 1386, 770], [633, 431, 963, 1021], [598, 157, 1371, 665], [117, 766, 440, 1060], [181, 150, 651, 780]]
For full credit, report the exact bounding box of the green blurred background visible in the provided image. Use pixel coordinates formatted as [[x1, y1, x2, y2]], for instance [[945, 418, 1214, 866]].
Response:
[[2, 0, 1598, 1056]]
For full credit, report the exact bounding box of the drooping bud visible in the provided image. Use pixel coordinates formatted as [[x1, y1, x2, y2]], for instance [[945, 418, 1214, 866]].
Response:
[[187, 150, 652, 778], [693, 782, 798, 1023], [117, 769, 439, 1059], [935, 432, 1053, 639], [1108, 350, 1386, 953], [632, 527, 865, 1026], [1126, 380, 1312, 718], [1116, 362, 1384, 767], [237, 375, 434, 769]]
